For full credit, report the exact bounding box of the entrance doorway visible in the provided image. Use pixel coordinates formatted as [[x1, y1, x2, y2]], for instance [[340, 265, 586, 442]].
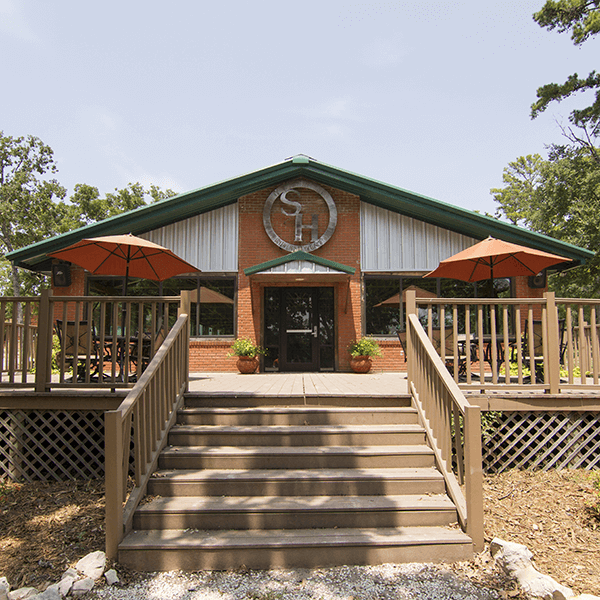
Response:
[[264, 287, 334, 372]]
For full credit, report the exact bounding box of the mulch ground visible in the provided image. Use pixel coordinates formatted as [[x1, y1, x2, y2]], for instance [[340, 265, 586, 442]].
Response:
[[0, 470, 599, 595]]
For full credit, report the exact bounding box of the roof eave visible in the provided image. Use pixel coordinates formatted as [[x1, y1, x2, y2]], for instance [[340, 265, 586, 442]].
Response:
[[7, 156, 595, 269]]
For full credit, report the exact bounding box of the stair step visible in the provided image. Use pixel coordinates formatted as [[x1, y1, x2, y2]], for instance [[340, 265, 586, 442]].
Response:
[[123, 395, 474, 569], [183, 394, 413, 408], [118, 526, 474, 570], [178, 406, 419, 426], [133, 494, 458, 530], [148, 467, 446, 497], [168, 424, 426, 446], [159, 445, 435, 470]]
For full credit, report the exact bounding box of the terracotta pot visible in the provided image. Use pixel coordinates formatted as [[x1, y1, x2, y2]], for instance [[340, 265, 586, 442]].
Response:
[[350, 356, 372, 373], [236, 356, 259, 374]]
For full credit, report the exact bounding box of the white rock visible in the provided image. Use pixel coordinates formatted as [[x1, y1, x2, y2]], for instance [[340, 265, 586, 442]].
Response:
[[31, 586, 60, 600], [104, 570, 119, 586], [0, 578, 9, 594], [490, 538, 534, 573], [517, 568, 572, 599], [8, 588, 38, 600], [71, 578, 94, 597], [60, 569, 77, 582], [490, 538, 574, 600], [75, 551, 106, 580], [57, 577, 74, 598], [0, 583, 8, 600]]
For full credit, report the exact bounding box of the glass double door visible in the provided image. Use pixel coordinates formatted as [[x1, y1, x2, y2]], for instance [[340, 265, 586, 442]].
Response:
[[264, 287, 334, 372]]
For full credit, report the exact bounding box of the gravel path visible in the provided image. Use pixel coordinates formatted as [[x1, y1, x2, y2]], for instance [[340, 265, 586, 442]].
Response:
[[93, 564, 501, 600]]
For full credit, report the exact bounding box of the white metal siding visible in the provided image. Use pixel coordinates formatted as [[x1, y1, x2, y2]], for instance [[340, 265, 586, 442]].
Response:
[[140, 204, 238, 272], [360, 202, 478, 272], [261, 261, 345, 274]]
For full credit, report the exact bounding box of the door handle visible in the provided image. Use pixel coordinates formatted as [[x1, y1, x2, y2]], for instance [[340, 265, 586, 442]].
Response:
[[286, 329, 312, 334], [313, 325, 318, 338]]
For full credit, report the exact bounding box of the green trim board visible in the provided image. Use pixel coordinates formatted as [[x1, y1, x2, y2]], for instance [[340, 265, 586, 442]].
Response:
[[244, 251, 356, 276], [7, 155, 594, 270]]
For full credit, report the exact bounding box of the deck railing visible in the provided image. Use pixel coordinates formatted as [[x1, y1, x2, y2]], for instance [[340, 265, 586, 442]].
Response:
[[414, 292, 600, 393], [28, 290, 181, 391], [105, 312, 189, 559], [406, 292, 484, 550], [0, 298, 39, 386]]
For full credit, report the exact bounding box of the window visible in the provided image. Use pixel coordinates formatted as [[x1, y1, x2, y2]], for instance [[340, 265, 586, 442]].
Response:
[[88, 275, 236, 337], [163, 277, 235, 337], [364, 276, 500, 335]]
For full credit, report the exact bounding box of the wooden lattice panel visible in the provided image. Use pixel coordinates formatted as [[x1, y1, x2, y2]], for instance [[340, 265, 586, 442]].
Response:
[[483, 411, 600, 473], [0, 410, 105, 482]]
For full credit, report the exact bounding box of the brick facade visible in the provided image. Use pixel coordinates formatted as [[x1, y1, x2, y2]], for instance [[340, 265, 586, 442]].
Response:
[[50, 179, 549, 374]]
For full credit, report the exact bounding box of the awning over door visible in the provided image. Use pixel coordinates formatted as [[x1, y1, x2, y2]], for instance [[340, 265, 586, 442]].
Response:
[[244, 251, 355, 283]]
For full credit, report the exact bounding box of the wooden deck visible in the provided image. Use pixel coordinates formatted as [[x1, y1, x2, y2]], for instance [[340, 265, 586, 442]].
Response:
[[187, 372, 409, 398]]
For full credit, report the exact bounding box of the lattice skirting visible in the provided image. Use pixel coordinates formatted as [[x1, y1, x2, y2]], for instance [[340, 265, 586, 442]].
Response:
[[2, 408, 599, 481], [482, 411, 600, 473], [0, 410, 106, 482]]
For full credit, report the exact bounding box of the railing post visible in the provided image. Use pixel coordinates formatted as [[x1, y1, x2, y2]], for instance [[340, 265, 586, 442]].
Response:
[[105, 409, 124, 560], [406, 290, 416, 384], [35, 289, 53, 392], [177, 294, 191, 392], [179, 290, 192, 319], [545, 292, 560, 394], [464, 404, 484, 552]]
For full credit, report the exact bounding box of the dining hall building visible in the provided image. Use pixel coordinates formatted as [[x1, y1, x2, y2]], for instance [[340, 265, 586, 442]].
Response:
[[8, 155, 593, 373]]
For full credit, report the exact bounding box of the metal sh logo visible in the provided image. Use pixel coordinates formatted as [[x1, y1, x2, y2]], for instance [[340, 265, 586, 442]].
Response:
[[262, 180, 337, 252]]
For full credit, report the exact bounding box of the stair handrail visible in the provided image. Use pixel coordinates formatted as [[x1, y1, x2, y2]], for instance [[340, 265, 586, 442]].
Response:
[[105, 313, 190, 559], [406, 303, 484, 551]]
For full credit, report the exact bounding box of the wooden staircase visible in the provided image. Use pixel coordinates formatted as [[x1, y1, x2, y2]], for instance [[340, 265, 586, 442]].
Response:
[[118, 393, 474, 570]]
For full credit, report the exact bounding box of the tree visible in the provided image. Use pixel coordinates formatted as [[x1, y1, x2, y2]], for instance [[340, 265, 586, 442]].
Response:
[[0, 131, 178, 298], [61, 182, 175, 232], [531, 1, 600, 159], [0, 132, 67, 297], [492, 145, 600, 296]]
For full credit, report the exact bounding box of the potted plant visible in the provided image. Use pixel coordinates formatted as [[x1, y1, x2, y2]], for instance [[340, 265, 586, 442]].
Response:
[[228, 337, 266, 374], [348, 337, 382, 373]]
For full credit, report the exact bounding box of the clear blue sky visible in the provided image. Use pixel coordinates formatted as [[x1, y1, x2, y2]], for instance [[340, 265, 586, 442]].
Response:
[[1, 0, 597, 216]]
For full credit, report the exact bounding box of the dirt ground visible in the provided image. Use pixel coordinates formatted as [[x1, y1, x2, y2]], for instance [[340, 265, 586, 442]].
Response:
[[0, 470, 599, 596]]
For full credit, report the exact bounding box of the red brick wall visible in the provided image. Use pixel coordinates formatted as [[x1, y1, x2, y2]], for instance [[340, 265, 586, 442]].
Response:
[[188, 181, 365, 372], [514, 274, 546, 325], [49, 194, 550, 374], [51, 263, 87, 322]]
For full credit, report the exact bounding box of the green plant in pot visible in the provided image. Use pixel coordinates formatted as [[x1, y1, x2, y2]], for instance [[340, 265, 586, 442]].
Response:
[[348, 337, 382, 373], [228, 338, 266, 374]]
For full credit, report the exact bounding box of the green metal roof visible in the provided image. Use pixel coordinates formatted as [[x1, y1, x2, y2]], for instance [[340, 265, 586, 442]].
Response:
[[244, 251, 356, 276], [7, 154, 595, 270]]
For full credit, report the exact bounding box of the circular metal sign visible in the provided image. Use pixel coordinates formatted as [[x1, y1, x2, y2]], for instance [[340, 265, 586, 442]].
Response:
[[262, 180, 337, 253]]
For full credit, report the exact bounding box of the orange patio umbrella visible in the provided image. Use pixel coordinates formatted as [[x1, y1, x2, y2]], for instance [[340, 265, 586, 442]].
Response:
[[374, 285, 437, 308], [49, 233, 201, 293], [424, 237, 571, 283], [197, 286, 234, 304]]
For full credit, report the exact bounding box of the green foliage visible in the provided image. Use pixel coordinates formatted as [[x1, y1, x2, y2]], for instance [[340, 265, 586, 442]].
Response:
[[0, 130, 178, 297], [534, 1, 600, 46], [492, 145, 600, 297], [531, 1, 600, 146], [0, 132, 67, 296], [481, 411, 502, 437], [586, 471, 600, 524], [61, 182, 176, 232], [499, 361, 532, 378], [228, 337, 267, 357], [348, 337, 382, 358]]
